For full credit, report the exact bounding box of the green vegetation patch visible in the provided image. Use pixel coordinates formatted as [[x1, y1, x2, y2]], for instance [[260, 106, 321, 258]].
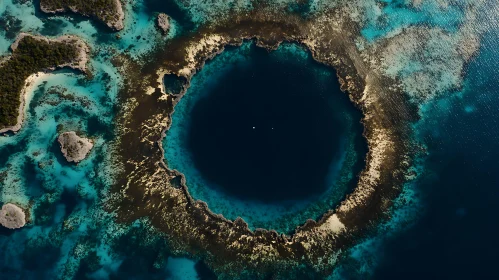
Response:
[[0, 36, 78, 128], [41, 0, 120, 28]]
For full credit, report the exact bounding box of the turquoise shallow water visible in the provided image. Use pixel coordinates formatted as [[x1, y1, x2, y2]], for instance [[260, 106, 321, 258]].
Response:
[[0, 0, 498, 279], [0, 0, 200, 278], [332, 1, 499, 279], [360, 0, 464, 42]]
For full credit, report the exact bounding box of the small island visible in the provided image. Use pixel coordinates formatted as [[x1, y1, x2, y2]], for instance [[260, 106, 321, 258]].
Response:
[[156, 13, 170, 35], [40, 0, 125, 31], [0, 203, 26, 229], [58, 131, 94, 163], [0, 33, 89, 134]]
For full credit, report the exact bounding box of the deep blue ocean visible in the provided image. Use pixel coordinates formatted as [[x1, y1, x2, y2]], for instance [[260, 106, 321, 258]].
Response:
[[370, 27, 499, 279], [185, 45, 351, 203], [0, 0, 498, 279]]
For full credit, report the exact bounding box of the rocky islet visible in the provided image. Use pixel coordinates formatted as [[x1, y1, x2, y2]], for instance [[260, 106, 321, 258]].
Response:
[[156, 13, 171, 35], [58, 131, 94, 163]]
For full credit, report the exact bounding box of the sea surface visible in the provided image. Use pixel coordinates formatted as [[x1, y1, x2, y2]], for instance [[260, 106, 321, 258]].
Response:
[[0, 0, 498, 279], [370, 23, 499, 280]]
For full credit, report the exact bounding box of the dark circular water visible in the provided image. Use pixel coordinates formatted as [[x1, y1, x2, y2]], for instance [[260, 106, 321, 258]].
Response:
[[186, 46, 353, 203]]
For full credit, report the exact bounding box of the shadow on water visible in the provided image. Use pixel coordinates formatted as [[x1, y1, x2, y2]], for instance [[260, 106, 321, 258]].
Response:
[[194, 260, 218, 280], [87, 115, 114, 141], [0, 137, 29, 166], [59, 189, 79, 219], [28, 82, 47, 117], [0, 225, 19, 236], [0, 10, 23, 40], [21, 241, 61, 271], [39, 18, 68, 36]]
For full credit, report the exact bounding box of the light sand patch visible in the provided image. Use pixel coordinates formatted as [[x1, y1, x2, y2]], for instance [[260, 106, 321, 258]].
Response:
[[318, 214, 345, 234]]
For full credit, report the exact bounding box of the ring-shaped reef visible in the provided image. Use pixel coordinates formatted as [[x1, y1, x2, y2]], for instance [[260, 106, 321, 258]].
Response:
[[114, 6, 418, 279], [163, 42, 367, 233]]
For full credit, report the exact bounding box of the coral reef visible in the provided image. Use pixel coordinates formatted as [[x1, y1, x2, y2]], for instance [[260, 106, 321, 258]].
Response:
[[0, 203, 26, 229], [58, 131, 94, 163]]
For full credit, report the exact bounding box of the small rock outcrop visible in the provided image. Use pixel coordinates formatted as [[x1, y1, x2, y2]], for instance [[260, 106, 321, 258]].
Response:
[[157, 13, 171, 35], [58, 131, 94, 163], [0, 203, 26, 229]]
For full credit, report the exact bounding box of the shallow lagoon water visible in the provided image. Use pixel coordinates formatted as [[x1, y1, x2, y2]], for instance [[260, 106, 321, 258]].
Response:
[[164, 42, 366, 232]]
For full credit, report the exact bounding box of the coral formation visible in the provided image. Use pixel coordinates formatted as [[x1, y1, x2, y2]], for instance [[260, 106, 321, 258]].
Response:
[[114, 12, 406, 280]]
